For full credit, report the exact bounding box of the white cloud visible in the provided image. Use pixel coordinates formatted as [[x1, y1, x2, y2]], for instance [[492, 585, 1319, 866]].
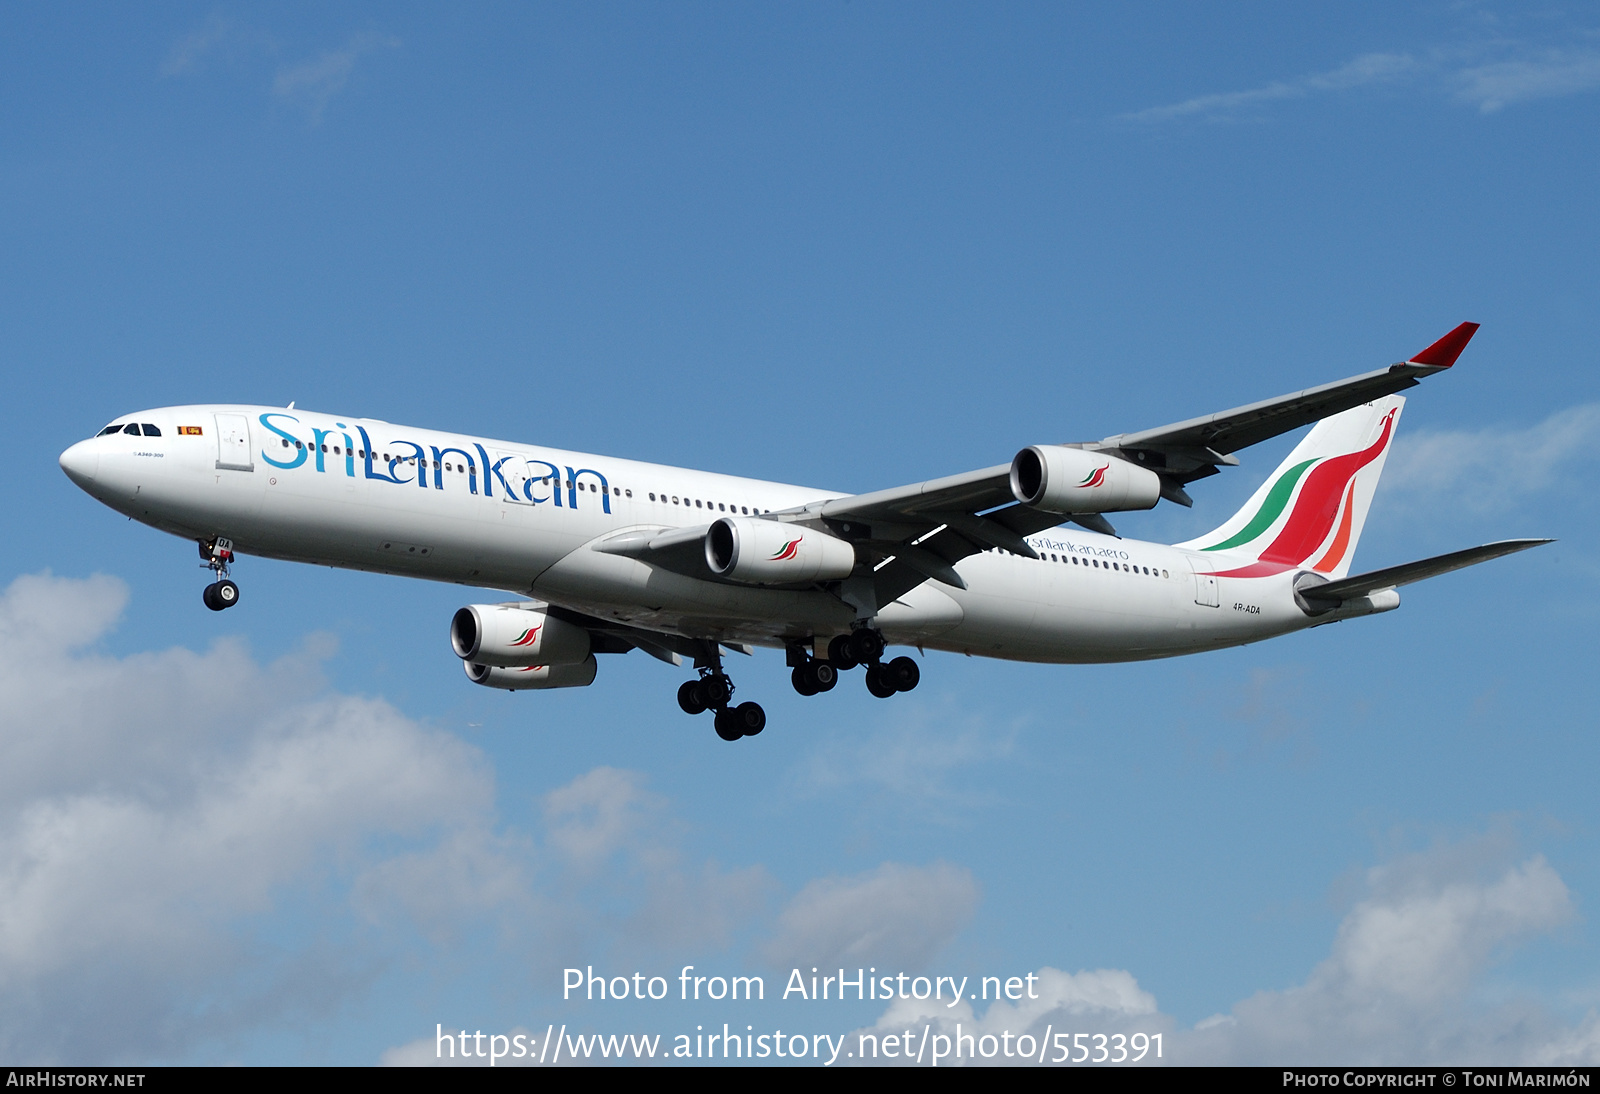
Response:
[[1382, 403, 1600, 516], [159, 14, 277, 78], [273, 32, 400, 123], [1124, 53, 1416, 123], [763, 861, 978, 970], [1127, 35, 1600, 123], [1180, 843, 1584, 1064], [0, 572, 491, 1061], [843, 836, 1598, 1065], [1456, 49, 1600, 112], [0, 572, 769, 1063], [796, 700, 1017, 811]]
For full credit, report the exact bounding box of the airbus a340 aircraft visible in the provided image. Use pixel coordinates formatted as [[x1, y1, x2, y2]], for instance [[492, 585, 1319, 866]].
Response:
[[59, 322, 1546, 741]]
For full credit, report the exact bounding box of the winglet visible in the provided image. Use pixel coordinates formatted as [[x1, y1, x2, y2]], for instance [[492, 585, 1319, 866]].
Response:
[[1408, 322, 1480, 368]]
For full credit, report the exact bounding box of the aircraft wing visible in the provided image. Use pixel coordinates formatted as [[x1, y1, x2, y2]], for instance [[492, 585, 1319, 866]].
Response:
[[1089, 322, 1480, 497], [777, 467, 1067, 607], [785, 323, 1482, 607], [1296, 538, 1552, 609]]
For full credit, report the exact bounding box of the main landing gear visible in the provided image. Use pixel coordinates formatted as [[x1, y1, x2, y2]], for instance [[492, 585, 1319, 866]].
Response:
[[199, 537, 241, 612], [677, 664, 766, 742], [792, 629, 920, 700]]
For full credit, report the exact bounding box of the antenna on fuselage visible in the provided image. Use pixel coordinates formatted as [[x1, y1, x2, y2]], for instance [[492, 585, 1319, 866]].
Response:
[[287, 401, 295, 409]]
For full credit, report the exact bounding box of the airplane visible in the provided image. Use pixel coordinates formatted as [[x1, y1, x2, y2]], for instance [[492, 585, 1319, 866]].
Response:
[[58, 322, 1548, 742]]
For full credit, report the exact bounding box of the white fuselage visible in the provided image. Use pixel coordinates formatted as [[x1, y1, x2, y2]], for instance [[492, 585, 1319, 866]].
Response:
[[59, 405, 1333, 664]]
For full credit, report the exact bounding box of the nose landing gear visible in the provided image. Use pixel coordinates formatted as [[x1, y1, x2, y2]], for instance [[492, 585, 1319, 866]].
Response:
[[199, 537, 241, 611]]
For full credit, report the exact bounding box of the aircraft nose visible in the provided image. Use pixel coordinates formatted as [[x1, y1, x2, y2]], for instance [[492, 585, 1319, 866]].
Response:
[[59, 439, 100, 489]]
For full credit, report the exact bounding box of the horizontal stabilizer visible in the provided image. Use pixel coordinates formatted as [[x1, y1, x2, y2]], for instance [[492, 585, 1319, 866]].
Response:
[[1298, 538, 1552, 607]]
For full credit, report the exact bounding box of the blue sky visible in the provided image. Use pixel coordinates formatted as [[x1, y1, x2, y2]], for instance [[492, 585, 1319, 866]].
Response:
[[2, 2, 1598, 1065]]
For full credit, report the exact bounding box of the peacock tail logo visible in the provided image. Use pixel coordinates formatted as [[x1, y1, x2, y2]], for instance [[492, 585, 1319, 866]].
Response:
[[509, 625, 542, 647], [1202, 408, 1395, 578], [770, 537, 803, 562], [1078, 464, 1110, 488]]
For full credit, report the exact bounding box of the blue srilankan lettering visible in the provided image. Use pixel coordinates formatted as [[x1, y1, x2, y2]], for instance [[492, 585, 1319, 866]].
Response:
[[258, 413, 307, 469], [356, 425, 407, 484], [430, 445, 478, 494], [256, 412, 608, 511], [390, 440, 428, 487], [567, 466, 611, 514], [525, 459, 560, 504]]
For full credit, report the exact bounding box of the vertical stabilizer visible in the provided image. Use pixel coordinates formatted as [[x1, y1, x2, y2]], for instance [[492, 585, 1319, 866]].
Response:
[[1176, 396, 1404, 579]]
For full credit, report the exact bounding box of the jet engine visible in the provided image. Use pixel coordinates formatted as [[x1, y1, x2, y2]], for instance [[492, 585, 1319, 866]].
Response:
[[1009, 446, 1161, 515], [450, 605, 592, 667], [704, 516, 857, 585], [464, 657, 598, 690]]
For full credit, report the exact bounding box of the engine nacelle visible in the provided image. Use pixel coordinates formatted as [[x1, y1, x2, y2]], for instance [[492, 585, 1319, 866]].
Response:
[[704, 517, 857, 585], [1009, 446, 1162, 514], [464, 656, 598, 691], [450, 605, 592, 668]]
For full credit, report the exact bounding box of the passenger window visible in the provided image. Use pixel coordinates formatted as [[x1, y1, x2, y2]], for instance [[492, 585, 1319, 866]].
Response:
[[123, 424, 141, 435], [625, 489, 632, 498], [695, 500, 702, 508], [719, 503, 726, 511], [141, 424, 161, 436], [741, 507, 748, 514]]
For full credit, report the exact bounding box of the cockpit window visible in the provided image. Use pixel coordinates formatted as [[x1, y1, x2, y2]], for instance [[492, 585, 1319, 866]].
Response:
[[98, 424, 123, 436], [140, 424, 161, 436], [123, 423, 141, 435]]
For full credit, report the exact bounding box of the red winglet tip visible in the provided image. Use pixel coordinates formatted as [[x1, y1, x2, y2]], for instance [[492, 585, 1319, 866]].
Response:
[[1409, 321, 1480, 368]]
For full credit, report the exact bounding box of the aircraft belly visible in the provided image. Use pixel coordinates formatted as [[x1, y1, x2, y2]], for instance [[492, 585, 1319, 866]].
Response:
[[875, 583, 965, 644], [925, 548, 1311, 664]]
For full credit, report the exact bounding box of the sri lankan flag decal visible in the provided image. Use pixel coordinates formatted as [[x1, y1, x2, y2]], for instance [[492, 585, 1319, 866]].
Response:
[[769, 537, 803, 562]]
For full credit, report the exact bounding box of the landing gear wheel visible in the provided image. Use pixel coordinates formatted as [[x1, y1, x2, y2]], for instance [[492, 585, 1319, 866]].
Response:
[[827, 635, 858, 670], [791, 664, 820, 697], [847, 629, 885, 665], [713, 708, 744, 741], [812, 661, 838, 691], [886, 655, 920, 692], [865, 664, 898, 698], [678, 679, 709, 715], [733, 701, 766, 736], [202, 580, 239, 612], [702, 673, 732, 707]]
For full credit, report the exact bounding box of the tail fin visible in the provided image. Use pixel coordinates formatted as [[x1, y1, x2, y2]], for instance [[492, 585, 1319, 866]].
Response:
[[1177, 396, 1404, 579]]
